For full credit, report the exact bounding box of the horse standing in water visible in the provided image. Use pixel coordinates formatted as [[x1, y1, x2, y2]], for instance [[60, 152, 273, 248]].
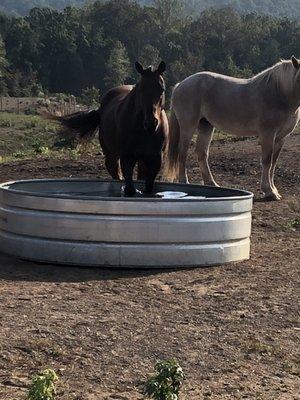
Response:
[[167, 57, 300, 200], [54, 61, 168, 196]]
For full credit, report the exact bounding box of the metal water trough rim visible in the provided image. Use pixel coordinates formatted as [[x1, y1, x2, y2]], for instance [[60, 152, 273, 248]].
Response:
[[0, 179, 254, 203]]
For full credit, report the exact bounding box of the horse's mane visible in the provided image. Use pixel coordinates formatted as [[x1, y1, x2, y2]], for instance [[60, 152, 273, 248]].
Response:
[[249, 59, 297, 96]]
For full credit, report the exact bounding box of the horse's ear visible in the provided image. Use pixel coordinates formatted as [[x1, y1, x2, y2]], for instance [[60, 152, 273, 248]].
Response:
[[291, 56, 300, 69], [135, 61, 144, 75], [157, 61, 166, 75]]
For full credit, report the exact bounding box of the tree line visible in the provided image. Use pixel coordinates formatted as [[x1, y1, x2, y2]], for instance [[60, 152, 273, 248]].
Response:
[[2, 0, 300, 18], [0, 0, 85, 16], [0, 0, 299, 101]]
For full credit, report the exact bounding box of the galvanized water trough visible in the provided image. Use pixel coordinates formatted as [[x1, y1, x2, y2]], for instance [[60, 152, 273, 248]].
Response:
[[0, 179, 253, 267]]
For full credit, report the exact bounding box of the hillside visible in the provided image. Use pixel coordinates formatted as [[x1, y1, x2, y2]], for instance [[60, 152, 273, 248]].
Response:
[[142, 0, 300, 19], [189, 0, 300, 18], [0, 0, 85, 16], [0, 0, 300, 18]]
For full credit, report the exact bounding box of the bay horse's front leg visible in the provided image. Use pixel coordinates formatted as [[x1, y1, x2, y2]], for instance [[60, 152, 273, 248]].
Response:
[[260, 134, 280, 201], [143, 154, 162, 194], [137, 160, 146, 181], [120, 155, 137, 196]]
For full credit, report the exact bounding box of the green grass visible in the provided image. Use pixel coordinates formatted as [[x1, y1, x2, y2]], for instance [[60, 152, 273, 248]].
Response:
[[0, 112, 299, 163], [0, 112, 99, 162], [0, 112, 57, 161]]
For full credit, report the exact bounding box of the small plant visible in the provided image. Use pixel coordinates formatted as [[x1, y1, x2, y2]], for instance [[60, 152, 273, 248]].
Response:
[[144, 359, 184, 400], [39, 146, 51, 156], [53, 133, 78, 149], [24, 107, 39, 116], [24, 119, 38, 129], [283, 359, 300, 376], [27, 369, 58, 400], [280, 217, 300, 231], [290, 217, 300, 231], [12, 150, 27, 159], [0, 119, 12, 127]]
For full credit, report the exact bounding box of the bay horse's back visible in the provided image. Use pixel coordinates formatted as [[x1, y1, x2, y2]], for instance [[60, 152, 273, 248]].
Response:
[[97, 85, 133, 179], [100, 85, 133, 111]]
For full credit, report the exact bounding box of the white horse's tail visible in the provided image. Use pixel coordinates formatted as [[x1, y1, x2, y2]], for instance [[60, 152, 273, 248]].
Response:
[[165, 105, 180, 182]]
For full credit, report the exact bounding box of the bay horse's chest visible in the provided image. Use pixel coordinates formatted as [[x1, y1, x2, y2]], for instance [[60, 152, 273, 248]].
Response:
[[120, 127, 165, 157], [118, 110, 166, 157]]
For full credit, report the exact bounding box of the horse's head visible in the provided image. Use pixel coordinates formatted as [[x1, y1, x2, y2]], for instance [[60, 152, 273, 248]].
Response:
[[280, 56, 300, 107], [292, 56, 300, 98], [135, 61, 166, 133]]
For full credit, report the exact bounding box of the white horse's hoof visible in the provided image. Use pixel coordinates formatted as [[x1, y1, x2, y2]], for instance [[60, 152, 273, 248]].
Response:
[[179, 179, 189, 184], [205, 181, 219, 187], [264, 192, 282, 201], [273, 189, 282, 199]]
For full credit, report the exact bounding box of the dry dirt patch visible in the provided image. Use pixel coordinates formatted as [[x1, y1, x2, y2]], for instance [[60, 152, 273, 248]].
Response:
[[0, 134, 299, 399]]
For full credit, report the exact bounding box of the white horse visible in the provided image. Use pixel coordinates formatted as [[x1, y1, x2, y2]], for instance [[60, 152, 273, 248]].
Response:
[[166, 57, 300, 200]]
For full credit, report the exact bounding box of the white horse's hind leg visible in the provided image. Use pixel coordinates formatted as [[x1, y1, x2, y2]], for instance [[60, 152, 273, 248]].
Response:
[[196, 120, 218, 186], [260, 134, 280, 201], [177, 122, 198, 183], [178, 133, 192, 183], [270, 138, 285, 199]]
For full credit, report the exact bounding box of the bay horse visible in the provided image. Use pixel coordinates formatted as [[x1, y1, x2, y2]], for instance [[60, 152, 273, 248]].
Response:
[[166, 57, 300, 200], [54, 61, 168, 196]]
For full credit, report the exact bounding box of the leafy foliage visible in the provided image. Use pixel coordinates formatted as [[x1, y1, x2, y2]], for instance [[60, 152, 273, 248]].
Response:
[[144, 359, 184, 400], [79, 87, 100, 107], [27, 369, 58, 400], [139, 45, 161, 69], [0, 35, 8, 77], [104, 41, 131, 89]]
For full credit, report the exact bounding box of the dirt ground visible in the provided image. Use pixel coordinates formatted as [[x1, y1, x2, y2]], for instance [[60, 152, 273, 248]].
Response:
[[0, 134, 299, 400]]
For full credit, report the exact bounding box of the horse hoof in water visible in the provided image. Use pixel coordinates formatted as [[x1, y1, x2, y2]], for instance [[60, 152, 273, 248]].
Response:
[[143, 186, 154, 195], [124, 186, 136, 197], [143, 184, 154, 195]]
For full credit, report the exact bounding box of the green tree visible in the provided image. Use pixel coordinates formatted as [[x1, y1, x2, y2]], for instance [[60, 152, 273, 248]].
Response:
[[104, 41, 130, 89], [139, 44, 161, 68], [154, 0, 185, 31], [0, 35, 8, 78], [0, 34, 9, 95], [80, 86, 100, 106]]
